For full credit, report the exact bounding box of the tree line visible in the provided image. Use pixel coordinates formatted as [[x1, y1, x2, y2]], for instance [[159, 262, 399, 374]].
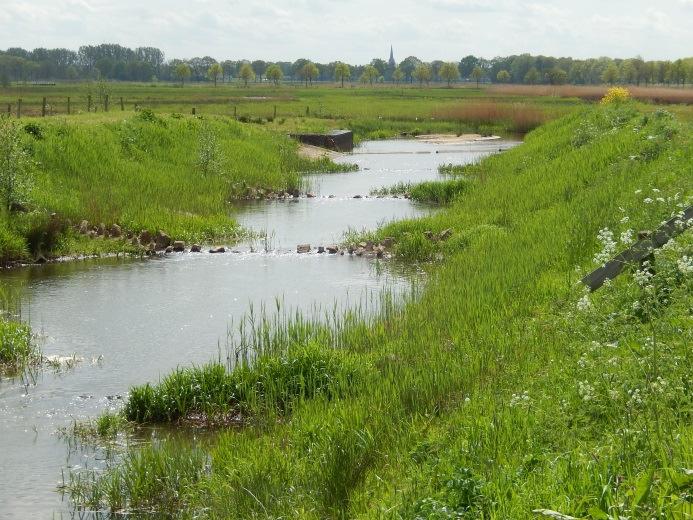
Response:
[[1, 44, 692, 88]]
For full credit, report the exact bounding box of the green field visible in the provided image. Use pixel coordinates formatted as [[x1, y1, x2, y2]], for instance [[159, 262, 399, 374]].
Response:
[[64, 101, 693, 518]]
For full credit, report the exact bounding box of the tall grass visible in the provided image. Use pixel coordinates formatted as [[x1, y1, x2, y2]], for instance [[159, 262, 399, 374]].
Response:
[[68, 103, 693, 518], [433, 102, 551, 133]]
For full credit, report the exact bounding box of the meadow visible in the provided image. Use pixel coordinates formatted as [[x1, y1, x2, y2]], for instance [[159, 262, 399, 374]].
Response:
[[65, 101, 693, 518]]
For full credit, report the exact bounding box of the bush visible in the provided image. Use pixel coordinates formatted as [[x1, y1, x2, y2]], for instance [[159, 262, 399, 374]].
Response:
[[600, 87, 631, 105]]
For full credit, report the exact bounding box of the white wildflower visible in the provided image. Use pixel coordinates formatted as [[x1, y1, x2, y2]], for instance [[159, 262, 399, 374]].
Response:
[[677, 256, 693, 274], [577, 294, 592, 312], [643, 198, 653, 204], [620, 229, 634, 246], [578, 381, 596, 402]]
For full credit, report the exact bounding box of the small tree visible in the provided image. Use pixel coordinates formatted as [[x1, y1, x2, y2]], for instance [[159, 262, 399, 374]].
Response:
[[334, 62, 351, 88], [175, 63, 191, 86], [299, 62, 319, 86], [471, 66, 484, 87], [361, 65, 379, 86], [524, 67, 539, 85], [392, 67, 404, 85], [601, 64, 619, 86], [0, 118, 32, 213], [266, 64, 283, 86], [439, 62, 460, 87], [413, 64, 432, 87], [239, 63, 255, 87], [496, 70, 511, 83], [207, 63, 223, 87]]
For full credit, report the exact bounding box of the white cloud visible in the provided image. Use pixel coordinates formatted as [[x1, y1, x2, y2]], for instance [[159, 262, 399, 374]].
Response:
[[1, 0, 691, 62]]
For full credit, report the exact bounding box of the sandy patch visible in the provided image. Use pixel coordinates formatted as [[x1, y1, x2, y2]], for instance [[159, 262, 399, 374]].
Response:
[[298, 144, 344, 160], [415, 134, 501, 144]]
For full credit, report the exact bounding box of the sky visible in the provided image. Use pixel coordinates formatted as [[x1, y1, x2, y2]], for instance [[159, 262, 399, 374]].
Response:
[[2, 0, 692, 63]]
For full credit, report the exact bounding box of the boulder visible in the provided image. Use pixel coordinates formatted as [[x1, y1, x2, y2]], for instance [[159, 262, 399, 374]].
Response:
[[209, 246, 226, 254], [87, 230, 98, 239], [190, 244, 202, 253], [138, 230, 152, 245], [380, 237, 395, 248], [155, 230, 171, 250], [439, 228, 453, 241], [355, 247, 365, 256], [353, 195, 363, 199], [97, 223, 106, 236], [375, 246, 385, 258], [130, 237, 139, 246], [165, 246, 173, 254], [328, 194, 335, 199], [297, 244, 311, 254], [326, 245, 339, 254], [172, 240, 186, 252], [424, 230, 435, 241], [78, 220, 90, 234], [365, 241, 374, 252], [317, 246, 325, 254], [306, 192, 316, 198], [109, 224, 122, 238]]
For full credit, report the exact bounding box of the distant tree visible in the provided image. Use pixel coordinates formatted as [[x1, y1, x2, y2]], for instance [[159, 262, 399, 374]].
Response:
[[524, 67, 539, 85], [458, 55, 480, 78], [496, 70, 511, 83], [334, 62, 351, 87], [360, 64, 379, 86], [601, 63, 619, 85], [252, 60, 266, 82], [471, 65, 484, 87], [546, 67, 567, 85], [221, 60, 236, 82], [400, 56, 422, 83], [299, 62, 319, 86], [370, 58, 387, 77], [265, 64, 283, 86], [392, 67, 404, 85], [439, 62, 460, 87], [207, 63, 223, 87], [239, 62, 255, 87], [175, 63, 191, 86], [413, 63, 432, 86]]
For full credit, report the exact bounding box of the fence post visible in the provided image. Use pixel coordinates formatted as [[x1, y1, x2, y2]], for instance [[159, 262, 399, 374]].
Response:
[[234, 106, 237, 118], [192, 107, 196, 115], [306, 106, 310, 116], [87, 95, 92, 112], [120, 97, 124, 111], [17, 99, 21, 118], [274, 105, 277, 119], [67, 97, 71, 115], [7, 103, 10, 116], [104, 95, 109, 112], [42, 97, 47, 117]]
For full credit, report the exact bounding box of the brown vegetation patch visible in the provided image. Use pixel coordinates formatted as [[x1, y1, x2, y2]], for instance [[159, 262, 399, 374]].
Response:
[[434, 102, 549, 133], [489, 85, 693, 104]]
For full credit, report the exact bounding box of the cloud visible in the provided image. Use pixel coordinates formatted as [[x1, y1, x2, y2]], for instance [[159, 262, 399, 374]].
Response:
[[1, 0, 690, 62]]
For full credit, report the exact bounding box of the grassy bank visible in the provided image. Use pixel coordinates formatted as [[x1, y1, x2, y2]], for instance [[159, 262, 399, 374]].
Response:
[[69, 102, 692, 518], [0, 111, 344, 264], [0, 288, 37, 373]]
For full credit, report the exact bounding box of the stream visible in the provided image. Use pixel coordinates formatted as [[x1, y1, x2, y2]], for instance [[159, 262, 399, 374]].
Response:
[[0, 138, 518, 518]]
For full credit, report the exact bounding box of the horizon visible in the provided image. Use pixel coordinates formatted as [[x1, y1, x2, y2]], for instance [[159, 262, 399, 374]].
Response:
[[2, 0, 692, 63]]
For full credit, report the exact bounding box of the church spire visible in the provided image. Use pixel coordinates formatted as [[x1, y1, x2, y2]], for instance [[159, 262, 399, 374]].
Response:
[[388, 45, 396, 68]]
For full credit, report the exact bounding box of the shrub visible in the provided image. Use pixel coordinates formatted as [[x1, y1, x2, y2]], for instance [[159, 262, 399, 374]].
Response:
[[601, 87, 632, 105]]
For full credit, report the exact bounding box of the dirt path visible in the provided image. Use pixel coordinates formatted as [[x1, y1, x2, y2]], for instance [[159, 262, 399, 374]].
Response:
[[298, 144, 344, 160]]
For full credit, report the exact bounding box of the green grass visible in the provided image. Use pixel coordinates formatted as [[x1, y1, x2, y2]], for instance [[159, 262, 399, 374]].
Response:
[[68, 102, 693, 518], [0, 111, 347, 263], [0, 288, 37, 372]]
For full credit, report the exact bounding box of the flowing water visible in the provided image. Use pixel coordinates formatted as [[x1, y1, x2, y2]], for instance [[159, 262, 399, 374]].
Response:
[[0, 138, 517, 518]]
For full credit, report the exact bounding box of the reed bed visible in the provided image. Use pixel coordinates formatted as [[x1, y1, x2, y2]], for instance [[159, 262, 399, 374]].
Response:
[[433, 102, 551, 133], [490, 84, 693, 104]]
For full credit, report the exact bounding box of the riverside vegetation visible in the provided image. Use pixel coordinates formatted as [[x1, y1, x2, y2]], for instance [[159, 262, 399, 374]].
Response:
[[64, 98, 693, 518], [0, 109, 351, 265]]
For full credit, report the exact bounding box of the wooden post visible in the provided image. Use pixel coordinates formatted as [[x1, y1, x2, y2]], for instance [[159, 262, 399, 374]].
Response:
[[67, 97, 71, 115], [87, 95, 92, 112], [306, 106, 310, 116], [192, 107, 196, 115], [104, 95, 109, 112], [7, 103, 11, 116], [233, 106, 237, 118], [42, 97, 47, 117], [274, 105, 277, 119], [17, 99, 21, 118], [120, 97, 124, 111]]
